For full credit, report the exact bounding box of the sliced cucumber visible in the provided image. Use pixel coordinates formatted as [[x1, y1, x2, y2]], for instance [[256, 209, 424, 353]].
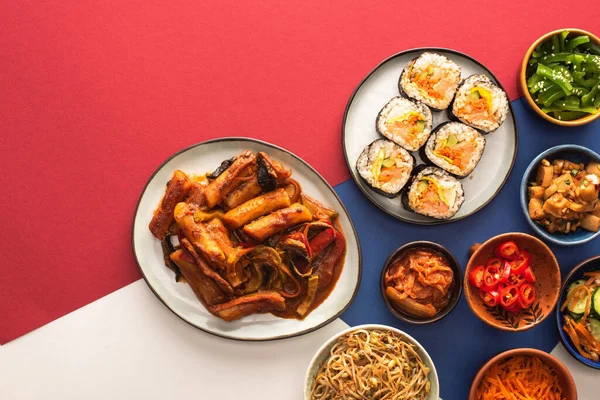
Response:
[[381, 157, 395, 168], [588, 318, 600, 342], [593, 288, 600, 316], [568, 279, 587, 293], [568, 311, 583, 321], [566, 283, 588, 316], [416, 120, 426, 133], [446, 134, 459, 147]]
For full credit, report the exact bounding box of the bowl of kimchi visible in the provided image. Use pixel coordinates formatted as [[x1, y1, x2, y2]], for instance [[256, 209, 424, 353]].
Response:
[[380, 241, 462, 324]]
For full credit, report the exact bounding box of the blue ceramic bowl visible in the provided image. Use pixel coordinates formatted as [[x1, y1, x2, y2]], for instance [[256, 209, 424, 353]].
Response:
[[520, 145, 600, 246], [555, 255, 600, 369]]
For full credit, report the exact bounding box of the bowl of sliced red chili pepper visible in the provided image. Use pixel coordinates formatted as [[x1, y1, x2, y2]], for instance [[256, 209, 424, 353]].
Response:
[[464, 232, 561, 332]]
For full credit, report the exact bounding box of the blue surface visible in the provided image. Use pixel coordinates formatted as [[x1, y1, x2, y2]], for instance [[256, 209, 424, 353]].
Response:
[[520, 144, 600, 246], [556, 256, 600, 370], [335, 98, 600, 400]]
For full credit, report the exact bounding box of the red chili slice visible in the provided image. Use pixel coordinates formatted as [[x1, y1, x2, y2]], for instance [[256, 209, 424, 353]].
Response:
[[308, 228, 334, 257], [518, 283, 536, 308], [497, 283, 506, 293], [495, 241, 520, 261], [507, 272, 526, 287], [487, 257, 503, 269], [499, 262, 511, 284], [469, 266, 485, 289], [479, 289, 499, 308], [483, 264, 502, 291], [499, 285, 520, 309], [519, 250, 532, 265], [523, 267, 536, 283], [507, 252, 530, 275]]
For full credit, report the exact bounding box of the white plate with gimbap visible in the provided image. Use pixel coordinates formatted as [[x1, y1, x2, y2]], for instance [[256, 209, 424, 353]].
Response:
[[343, 48, 517, 224]]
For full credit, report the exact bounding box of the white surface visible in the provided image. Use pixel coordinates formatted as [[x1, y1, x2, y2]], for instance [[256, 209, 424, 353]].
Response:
[[132, 138, 361, 340], [0, 280, 597, 399], [551, 342, 599, 400], [0, 280, 350, 400], [343, 49, 517, 223]]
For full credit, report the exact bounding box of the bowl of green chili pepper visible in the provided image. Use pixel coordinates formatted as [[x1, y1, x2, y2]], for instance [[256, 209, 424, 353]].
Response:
[[520, 28, 600, 126]]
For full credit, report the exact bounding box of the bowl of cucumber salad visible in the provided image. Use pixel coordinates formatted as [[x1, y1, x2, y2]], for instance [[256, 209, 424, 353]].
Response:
[[557, 255, 600, 369]]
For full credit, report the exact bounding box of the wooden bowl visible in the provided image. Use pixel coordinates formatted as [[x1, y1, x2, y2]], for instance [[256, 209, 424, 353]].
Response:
[[468, 348, 577, 400], [464, 233, 561, 332], [380, 241, 462, 324], [520, 28, 600, 127]]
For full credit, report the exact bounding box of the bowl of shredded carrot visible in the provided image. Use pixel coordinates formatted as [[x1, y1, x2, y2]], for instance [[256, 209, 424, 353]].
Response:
[[469, 348, 577, 400]]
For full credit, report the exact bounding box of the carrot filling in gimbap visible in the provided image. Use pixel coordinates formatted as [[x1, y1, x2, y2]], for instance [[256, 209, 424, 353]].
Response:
[[385, 111, 427, 141], [410, 65, 453, 100], [432, 135, 478, 171], [455, 87, 496, 124], [414, 177, 454, 214], [404, 166, 464, 219], [371, 148, 412, 183], [376, 97, 433, 152]]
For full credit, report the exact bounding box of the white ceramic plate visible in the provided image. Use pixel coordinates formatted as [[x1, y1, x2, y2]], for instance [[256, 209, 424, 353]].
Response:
[[304, 324, 439, 399], [343, 48, 518, 224], [132, 138, 362, 341]]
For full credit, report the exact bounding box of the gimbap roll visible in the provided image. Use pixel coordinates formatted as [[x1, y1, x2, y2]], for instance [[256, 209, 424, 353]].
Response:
[[376, 96, 433, 151], [398, 52, 461, 111], [356, 139, 415, 198], [423, 122, 485, 178], [450, 74, 509, 133], [402, 166, 465, 219]]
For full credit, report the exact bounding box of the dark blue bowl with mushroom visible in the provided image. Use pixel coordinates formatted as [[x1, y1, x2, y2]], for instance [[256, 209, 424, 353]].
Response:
[[520, 145, 600, 246]]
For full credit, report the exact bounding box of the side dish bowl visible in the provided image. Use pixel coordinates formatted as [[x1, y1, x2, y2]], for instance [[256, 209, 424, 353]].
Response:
[[520, 144, 600, 246], [468, 348, 577, 400], [380, 241, 462, 324], [556, 255, 600, 369], [464, 233, 560, 332], [520, 28, 600, 127], [304, 324, 439, 400]]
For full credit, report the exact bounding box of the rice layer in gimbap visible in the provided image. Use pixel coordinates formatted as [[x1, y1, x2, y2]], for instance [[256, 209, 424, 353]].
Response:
[[376, 96, 433, 151], [403, 166, 465, 219], [356, 139, 415, 198], [450, 74, 508, 133], [423, 122, 485, 178], [399, 52, 461, 111]]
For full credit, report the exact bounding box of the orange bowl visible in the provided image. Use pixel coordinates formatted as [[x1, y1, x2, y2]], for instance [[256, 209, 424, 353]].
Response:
[[468, 348, 577, 400], [520, 28, 600, 126], [464, 233, 561, 332]]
